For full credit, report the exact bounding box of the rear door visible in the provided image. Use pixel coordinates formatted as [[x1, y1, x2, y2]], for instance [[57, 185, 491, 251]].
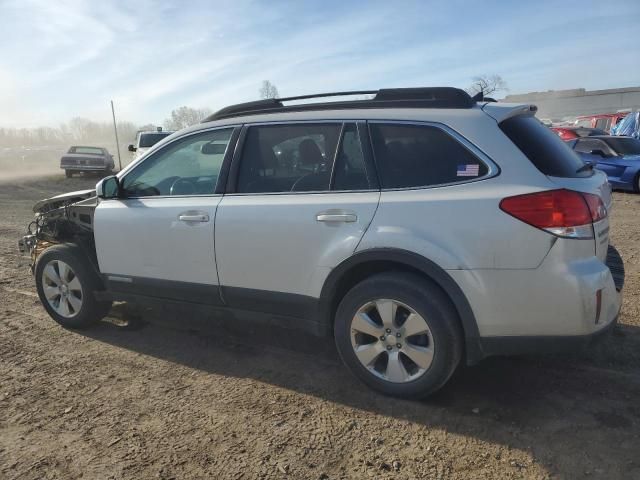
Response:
[[215, 122, 379, 312]]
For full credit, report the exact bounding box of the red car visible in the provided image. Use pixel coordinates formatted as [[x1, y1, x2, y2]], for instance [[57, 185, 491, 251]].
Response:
[[574, 113, 628, 133], [550, 126, 607, 141]]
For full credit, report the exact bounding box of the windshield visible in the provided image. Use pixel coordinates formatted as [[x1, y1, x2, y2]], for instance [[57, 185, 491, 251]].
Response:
[[70, 146, 103, 155], [603, 137, 640, 156], [138, 132, 172, 148]]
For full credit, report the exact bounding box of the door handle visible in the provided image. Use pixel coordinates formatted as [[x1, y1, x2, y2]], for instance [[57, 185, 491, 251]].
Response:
[[316, 212, 357, 223], [178, 211, 210, 222]]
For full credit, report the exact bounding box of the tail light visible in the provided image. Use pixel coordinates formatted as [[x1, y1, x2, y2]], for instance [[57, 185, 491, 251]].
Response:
[[499, 189, 606, 239]]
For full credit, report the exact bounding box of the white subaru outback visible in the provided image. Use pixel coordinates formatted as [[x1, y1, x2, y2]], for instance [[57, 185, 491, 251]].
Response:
[[19, 88, 624, 398]]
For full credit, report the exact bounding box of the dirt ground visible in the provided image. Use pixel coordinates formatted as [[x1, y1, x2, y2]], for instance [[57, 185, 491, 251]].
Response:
[[1, 174, 639, 480]]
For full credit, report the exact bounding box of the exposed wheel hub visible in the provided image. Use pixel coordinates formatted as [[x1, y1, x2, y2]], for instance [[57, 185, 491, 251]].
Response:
[[380, 330, 402, 349]]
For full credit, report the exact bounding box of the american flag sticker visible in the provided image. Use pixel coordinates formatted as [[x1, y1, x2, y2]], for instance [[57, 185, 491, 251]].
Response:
[[457, 164, 480, 177]]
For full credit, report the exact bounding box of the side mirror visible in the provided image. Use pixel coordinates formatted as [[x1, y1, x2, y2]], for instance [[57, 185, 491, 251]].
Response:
[[128, 144, 136, 152], [96, 175, 120, 199], [590, 149, 608, 158]]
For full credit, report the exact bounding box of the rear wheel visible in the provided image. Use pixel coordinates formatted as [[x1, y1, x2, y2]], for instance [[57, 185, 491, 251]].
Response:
[[334, 272, 462, 398], [65, 170, 72, 178], [35, 244, 112, 329]]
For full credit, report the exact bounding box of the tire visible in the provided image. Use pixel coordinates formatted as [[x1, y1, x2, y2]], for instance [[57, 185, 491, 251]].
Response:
[[65, 170, 72, 178], [35, 244, 112, 329], [334, 272, 463, 399]]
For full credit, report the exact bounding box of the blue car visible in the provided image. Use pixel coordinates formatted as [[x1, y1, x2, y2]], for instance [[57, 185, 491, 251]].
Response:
[[567, 135, 640, 191]]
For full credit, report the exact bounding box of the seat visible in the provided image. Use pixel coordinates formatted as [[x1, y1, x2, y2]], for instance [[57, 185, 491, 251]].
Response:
[[291, 139, 330, 191]]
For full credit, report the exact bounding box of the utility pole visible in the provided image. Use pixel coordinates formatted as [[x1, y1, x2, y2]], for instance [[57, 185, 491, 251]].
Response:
[[110, 100, 123, 172]]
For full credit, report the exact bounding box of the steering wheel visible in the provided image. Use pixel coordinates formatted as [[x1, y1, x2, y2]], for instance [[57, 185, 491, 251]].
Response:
[[169, 178, 196, 196]]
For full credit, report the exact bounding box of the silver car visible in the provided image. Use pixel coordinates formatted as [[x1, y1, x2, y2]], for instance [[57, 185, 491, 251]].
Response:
[[21, 88, 624, 398]]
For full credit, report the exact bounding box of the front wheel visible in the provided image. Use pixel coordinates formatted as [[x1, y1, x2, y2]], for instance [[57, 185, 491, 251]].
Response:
[[334, 272, 463, 398], [35, 244, 112, 329], [65, 170, 72, 178]]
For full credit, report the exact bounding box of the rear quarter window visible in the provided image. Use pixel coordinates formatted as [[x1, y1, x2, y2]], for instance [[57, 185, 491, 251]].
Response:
[[369, 123, 489, 189], [500, 115, 590, 178]]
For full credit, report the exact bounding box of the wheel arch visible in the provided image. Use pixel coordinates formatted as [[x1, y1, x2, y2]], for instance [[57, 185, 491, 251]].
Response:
[[319, 248, 483, 364]]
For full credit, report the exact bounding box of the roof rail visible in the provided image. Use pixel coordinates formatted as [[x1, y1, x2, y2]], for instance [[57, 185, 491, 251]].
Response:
[[203, 87, 474, 122]]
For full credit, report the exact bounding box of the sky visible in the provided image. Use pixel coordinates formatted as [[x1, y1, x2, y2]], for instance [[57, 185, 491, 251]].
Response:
[[0, 0, 639, 128]]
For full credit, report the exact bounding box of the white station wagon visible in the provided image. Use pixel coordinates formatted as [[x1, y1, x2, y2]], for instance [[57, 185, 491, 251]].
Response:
[[20, 88, 624, 397]]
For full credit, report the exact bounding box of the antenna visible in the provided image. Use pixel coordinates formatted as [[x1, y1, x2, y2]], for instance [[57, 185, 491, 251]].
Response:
[[110, 100, 123, 172]]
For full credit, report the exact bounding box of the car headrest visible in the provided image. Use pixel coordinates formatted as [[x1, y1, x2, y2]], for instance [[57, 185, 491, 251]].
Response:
[[298, 139, 324, 166]]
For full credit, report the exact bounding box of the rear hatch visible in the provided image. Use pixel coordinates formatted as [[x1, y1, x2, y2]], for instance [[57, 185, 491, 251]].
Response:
[[498, 113, 611, 261]]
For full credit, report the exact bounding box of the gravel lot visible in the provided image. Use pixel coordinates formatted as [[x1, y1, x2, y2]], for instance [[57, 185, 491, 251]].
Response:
[[1, 175, 639, 480]]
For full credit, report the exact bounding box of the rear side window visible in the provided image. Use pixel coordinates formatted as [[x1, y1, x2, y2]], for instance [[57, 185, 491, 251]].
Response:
[[369, 123, 488, 189], [500, 116, 589, 178], [237, 123, 341, 193]]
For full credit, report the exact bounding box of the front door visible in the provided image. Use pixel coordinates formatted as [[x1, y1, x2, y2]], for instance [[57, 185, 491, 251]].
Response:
[[94, 127, 237, 304], [215, 122, 380, 315]]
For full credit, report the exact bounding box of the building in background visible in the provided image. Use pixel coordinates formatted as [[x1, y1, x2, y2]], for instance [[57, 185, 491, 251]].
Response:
[[501, 86, 640, 123]]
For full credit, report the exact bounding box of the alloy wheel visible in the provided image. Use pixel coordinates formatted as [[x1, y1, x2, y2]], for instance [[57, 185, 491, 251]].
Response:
[[41, 260, 83, 318], [350, 299, 434, 383]]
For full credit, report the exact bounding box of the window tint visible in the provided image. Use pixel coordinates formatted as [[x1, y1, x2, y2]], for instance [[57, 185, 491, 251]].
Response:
[[332, 124, 369, 190], [595, 118, 609, 131], [121, 128, 233, 197], [237, 124, 341, 193], [369, 123, 488, 189], [500, 115, 589, 178]]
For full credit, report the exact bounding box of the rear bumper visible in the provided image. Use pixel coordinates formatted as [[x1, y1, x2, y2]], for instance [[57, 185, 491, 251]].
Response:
[[476, 314, 618, 357], [452, 244, 624, 363], [61, 165, 109, 171]]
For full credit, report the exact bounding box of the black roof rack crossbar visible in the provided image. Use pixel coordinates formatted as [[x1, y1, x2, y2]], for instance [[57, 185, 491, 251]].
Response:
[[204, 87, 474, 122]]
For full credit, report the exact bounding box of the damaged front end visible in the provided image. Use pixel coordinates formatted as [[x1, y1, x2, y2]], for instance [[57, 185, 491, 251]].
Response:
[[19, 189, 98, 272]]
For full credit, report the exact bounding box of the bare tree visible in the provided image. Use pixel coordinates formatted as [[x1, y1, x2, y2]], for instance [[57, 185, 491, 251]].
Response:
[[259, 80, 279, 99], [466, 74, 508, 98], [163, 106, 212, 130]]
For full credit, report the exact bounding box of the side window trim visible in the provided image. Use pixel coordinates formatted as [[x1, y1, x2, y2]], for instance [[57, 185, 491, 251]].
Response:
[[225, 120, 379, 196], [366, 120, 499, 191], [328, 123, 346, 190], [357, 121, 380, 190], [119, 125, 240, 199]]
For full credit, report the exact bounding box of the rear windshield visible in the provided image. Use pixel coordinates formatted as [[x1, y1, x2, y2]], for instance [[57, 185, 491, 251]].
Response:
[[603, 137, 640, 156], [70, 146, 103, 155], [139, 132, 171, 148], [500, 115, 590, 178]]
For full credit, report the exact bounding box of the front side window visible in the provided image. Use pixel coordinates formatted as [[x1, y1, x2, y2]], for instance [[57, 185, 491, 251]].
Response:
[[237, 123, 341, 193], [370, 123, 488, 189], [121, 128, 233, 197]]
